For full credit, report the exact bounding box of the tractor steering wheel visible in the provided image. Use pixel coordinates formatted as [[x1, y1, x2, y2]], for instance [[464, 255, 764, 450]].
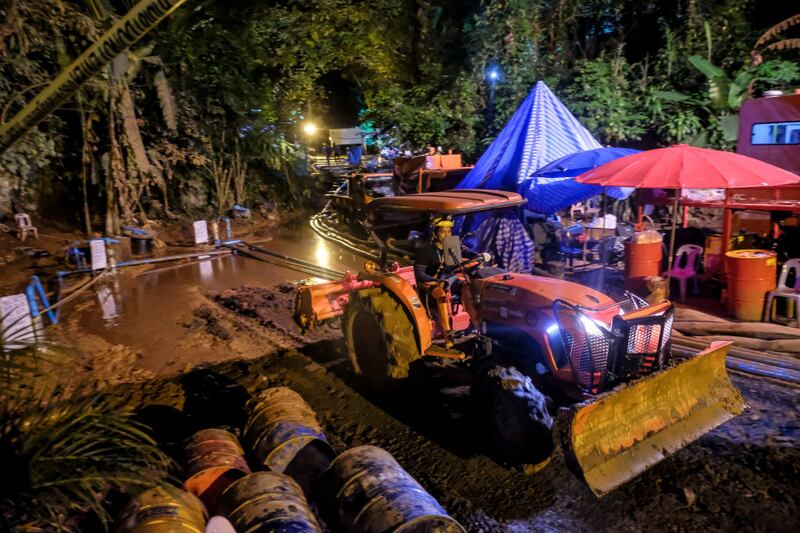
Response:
[[460, 252, 492, 274]]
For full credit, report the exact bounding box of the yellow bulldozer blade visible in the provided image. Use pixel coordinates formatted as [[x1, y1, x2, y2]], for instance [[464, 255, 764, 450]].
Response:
[[560, 341, 747, 497]]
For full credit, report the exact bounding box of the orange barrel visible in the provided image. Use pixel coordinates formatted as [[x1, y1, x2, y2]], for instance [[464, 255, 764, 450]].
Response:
[[724, 249, 777, 321], [116, 485, 207, 533], [217, 472, 322, 532], [183, 429, 251, 512], [324, 445, 465, 533], [624, 240, 663, 289], [243, 387, 335, 493]]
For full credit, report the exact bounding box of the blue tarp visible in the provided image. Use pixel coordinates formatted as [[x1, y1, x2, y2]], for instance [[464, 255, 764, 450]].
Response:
[[520, 148, 639, 213], [347, 145, 363, 165], [457, 81, 601, 192], [455, 81, 602, 271]]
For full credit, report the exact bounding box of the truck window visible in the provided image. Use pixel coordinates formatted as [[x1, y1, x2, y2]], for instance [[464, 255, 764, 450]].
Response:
[[751, 121, 800, 145]]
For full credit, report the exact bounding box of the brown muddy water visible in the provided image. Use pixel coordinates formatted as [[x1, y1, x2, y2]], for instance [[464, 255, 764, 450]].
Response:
[[61, 226, 362, 373]]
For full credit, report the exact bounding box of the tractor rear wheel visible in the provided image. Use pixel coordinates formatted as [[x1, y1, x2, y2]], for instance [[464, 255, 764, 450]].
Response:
[[343, 288, 421, 388], [472, 365, 554, 469]]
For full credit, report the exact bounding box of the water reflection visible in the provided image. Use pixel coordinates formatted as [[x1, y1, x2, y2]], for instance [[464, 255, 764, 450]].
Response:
[[315, 238, 331, 270], [96, 282, 120, 325], [198, 257, 214, 281], [68, 226, 363, 367]]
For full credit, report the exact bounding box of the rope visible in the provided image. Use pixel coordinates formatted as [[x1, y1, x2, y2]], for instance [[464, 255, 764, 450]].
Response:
[[39, 270, 109, 316]]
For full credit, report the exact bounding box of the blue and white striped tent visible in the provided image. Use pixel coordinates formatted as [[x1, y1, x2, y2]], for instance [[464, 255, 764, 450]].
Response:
[[456, 81, 601, 272], [457, 80, 601, 191]]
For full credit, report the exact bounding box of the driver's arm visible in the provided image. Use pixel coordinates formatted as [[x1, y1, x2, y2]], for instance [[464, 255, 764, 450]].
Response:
[[413, 263, 437, 283], [460, 244, 478, 259], [414, 245, 439, 283]]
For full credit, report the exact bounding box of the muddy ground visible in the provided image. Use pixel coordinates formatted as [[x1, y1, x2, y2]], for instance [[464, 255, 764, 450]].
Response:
[[61, 280, 799, 533], [8, 212, 797, 532]]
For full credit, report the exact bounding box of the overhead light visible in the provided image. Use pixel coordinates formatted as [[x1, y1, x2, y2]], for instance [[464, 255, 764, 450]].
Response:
[[302, 122, 318, 136]]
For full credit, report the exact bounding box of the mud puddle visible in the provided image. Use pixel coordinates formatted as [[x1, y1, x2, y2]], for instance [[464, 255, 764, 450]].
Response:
[[56, 227, 362, 374]]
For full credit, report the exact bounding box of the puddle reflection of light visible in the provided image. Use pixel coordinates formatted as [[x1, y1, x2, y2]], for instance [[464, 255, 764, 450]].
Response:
[[315, 239, 331, 270], [199, 259, 213, 281]]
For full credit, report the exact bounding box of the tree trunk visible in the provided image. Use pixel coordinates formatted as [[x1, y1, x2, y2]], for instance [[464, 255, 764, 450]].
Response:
[[78, 99, 92, 236], [108, 94, 129, 229]]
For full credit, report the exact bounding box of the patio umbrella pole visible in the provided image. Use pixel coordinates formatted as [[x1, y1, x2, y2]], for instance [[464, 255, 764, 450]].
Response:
[[665, 190, 680, 300]]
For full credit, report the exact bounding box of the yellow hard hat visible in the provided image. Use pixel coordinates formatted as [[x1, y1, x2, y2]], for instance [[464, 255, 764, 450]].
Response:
[[431, 216, 454, 229]]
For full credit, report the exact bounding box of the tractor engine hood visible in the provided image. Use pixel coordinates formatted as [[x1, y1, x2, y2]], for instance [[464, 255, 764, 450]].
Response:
[[478, 273, 618, 318]]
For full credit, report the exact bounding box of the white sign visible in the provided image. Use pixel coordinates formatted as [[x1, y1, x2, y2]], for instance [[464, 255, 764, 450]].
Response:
[[0, 293, 36, 349], [329, 127, 364, 146], [90, 239, 108, 270], [193, 220, 209, 244]]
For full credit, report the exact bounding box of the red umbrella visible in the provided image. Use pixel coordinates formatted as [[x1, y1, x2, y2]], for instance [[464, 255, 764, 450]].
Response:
[[576, 144, 800, 298]]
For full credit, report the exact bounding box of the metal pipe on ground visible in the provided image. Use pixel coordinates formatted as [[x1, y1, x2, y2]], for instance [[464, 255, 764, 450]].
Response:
[[183, 429, 251, 513], [322, 445, 465, 533], [58, 249, 232, 277], [243, 387, 335, 495], [217, 471, 322, 532], [116, 485, 207, 533], [230, 246, 340, 281], [310, 214, 380, 260], [237, 242, 345, 278]]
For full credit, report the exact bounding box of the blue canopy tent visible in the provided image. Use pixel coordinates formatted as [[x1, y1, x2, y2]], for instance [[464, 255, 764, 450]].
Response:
[[520, 148, 639, 214], [456, 81, 601, 272], [457, 81, 601, 191]]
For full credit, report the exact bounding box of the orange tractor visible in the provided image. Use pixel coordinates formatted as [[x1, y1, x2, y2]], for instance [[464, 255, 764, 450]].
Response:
[[294, 190, 746, 496]]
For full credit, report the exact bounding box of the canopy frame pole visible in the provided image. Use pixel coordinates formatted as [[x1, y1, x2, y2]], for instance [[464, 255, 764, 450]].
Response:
[[665, 190, 680, 300]]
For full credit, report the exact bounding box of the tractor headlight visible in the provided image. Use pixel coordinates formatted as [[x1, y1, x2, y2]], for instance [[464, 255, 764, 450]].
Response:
[[553, 301, 612, 394]]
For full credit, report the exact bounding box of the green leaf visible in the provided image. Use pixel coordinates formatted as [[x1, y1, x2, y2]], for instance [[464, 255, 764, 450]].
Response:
[[688, 131, 709, 147], [688, 55, 726, 80], [654, 90, 692, 102], [720, 114, 740, 142], [708, 78, 730, 110]]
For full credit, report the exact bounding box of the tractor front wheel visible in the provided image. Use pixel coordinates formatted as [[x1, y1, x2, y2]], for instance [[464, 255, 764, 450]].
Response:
[[472, 365, 554, 469], [342, 288, 421, 389]]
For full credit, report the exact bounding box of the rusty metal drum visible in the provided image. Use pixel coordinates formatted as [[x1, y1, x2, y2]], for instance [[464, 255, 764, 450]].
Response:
[[183, 429, 251, 511], [243, 387, 335, 492], [218, 471, 322, 532], [325, 445, 465, 533], [116, 485, 207, 533]]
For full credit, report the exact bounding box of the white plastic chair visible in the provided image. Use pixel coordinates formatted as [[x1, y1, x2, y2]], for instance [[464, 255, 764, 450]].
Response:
[[14, 213, 38, 242], [666, 244, 703, 302], [764, 258, 800, 324]]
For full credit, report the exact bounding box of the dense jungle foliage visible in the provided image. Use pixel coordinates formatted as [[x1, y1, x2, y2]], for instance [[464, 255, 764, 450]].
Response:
[[0, 0, 798, 232]]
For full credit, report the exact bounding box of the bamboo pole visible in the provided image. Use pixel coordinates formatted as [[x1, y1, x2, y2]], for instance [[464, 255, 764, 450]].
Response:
[[664, 190, 680, 299]]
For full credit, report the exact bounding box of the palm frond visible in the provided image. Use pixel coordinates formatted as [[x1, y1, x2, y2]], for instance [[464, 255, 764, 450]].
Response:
[[755, 14, 800, 48], [0, 341, 174, 531], [763, 38, 800, 53]]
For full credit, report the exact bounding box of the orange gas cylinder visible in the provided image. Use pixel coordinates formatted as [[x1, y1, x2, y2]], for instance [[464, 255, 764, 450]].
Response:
[[624, 241, 663, 288], [724, 249, 777, 321]]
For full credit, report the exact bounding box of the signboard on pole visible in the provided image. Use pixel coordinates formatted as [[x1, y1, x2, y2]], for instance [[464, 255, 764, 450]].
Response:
[[193, 220, 209, 244], [0, 293, 35, 349], [329, 128, 364, 146], [90, 239, 108, 271]]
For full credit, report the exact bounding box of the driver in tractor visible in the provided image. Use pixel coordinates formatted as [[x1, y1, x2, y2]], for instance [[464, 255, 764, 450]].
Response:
[[413, 215, 490, 348]]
